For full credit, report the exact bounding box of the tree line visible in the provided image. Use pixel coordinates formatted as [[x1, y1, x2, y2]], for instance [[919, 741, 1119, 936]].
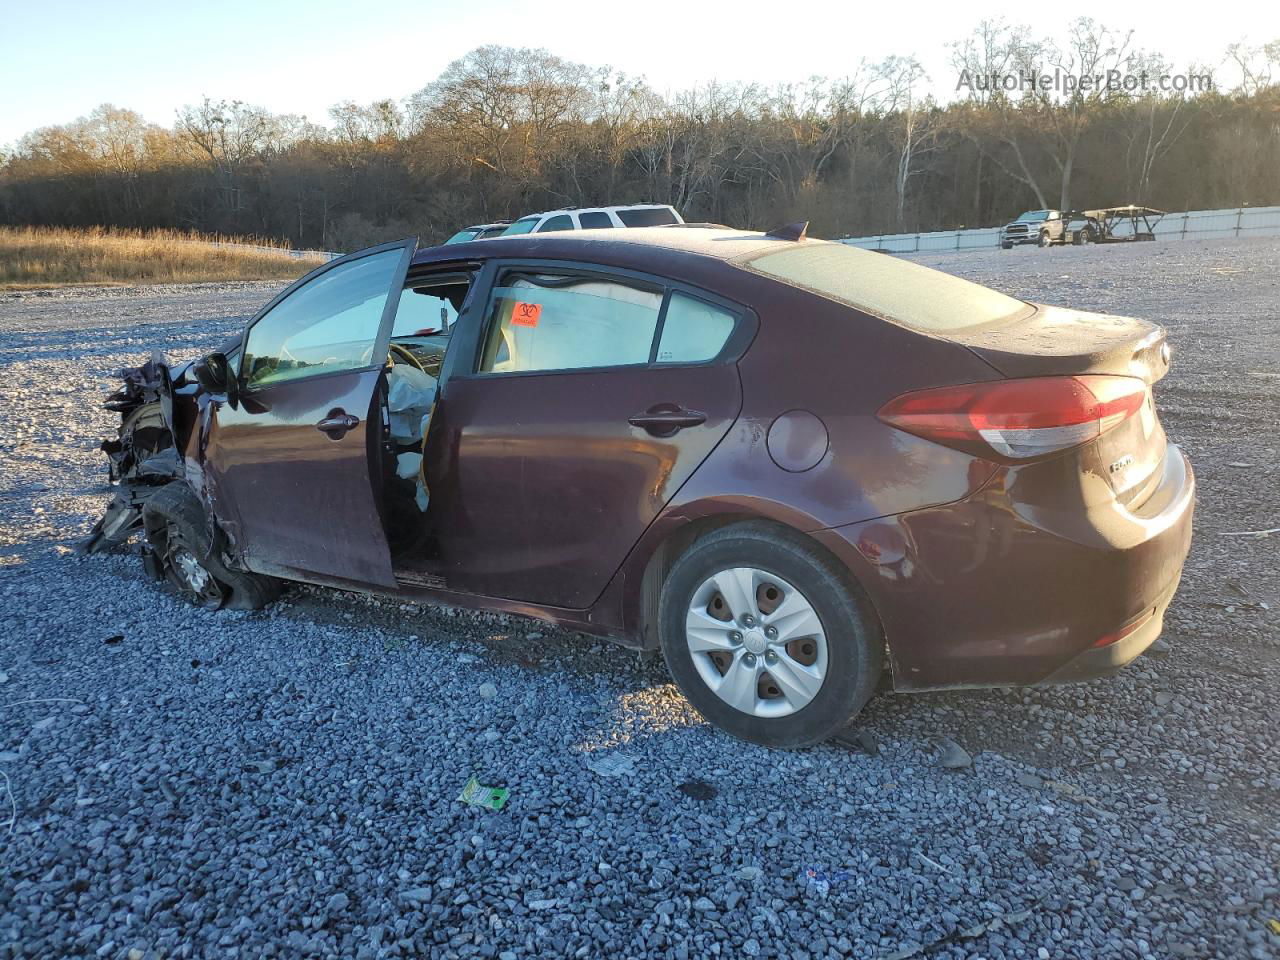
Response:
[[1, 20, 1277, 251]]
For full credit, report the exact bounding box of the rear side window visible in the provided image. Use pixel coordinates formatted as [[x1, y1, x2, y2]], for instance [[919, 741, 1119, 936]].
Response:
[[617, 207, 678, 227], [578, 211, 614, 229], [746, 243, 1025, 332], [479, 273, 662, 373], [537, 215, 574, 233], [657, 292, 735, 363]]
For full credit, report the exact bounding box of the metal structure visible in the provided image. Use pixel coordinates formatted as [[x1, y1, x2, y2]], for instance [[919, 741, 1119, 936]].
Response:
[[839, 205, 1280, 254]]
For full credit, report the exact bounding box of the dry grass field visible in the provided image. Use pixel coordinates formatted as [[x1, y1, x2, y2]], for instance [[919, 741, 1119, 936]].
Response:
[[0, 226, 327, 289]]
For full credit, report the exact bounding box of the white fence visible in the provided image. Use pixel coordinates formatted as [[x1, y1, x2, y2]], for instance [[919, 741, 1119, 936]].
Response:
[[839, 205, 1280, 254], [203, 240, 340, 262]]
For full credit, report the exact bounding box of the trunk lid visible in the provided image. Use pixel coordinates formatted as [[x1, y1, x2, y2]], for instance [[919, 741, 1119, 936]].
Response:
[[948, 303, 1169, 383], [949, 303, 1171, 506]]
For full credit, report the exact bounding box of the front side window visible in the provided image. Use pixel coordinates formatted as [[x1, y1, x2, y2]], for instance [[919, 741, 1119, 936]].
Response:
[[617, 207, 678, 227], [578, 211, 614, 229], [241, 249, 401, 388], [656, 292, 736, 363], [478, 273, 662, 374], [500, 217, 539, 236], [445, 228, 479, 244], [537, 215, 574, 233]]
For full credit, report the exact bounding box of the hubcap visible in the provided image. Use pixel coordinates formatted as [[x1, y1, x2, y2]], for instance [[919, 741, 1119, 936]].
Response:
[[685, 567, 828, 718]]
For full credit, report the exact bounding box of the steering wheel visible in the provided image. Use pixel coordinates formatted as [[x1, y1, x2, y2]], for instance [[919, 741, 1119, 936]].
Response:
[[388, 342, 428, 373]]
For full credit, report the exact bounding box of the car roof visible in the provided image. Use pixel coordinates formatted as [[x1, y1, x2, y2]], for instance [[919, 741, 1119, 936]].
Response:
[[412, 226, 814, 270], [516, 203, 676, 219]]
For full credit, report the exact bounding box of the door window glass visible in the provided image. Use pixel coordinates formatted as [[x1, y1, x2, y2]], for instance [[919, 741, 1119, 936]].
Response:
[[656, 292, 736, 363], [578, 211, 614, 229], [537, 215, 574, 233], [242, 249, 401, 388], [479, 274, 662, 373]]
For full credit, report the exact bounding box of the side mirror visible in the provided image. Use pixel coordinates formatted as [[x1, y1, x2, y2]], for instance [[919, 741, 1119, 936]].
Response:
[[194, 352, 233, 395]]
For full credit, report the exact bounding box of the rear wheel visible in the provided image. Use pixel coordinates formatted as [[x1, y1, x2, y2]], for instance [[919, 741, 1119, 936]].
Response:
[[658, 523, 882, 748], [1001, 242, 1013, 250], [142, 483, 280, 610]]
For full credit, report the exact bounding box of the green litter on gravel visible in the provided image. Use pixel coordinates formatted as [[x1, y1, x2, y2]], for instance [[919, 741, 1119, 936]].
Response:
[[457, 776, 509, 811]]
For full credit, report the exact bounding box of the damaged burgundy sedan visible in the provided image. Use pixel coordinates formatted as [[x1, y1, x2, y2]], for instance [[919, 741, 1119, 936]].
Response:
[[88, 226, 1194, 747]]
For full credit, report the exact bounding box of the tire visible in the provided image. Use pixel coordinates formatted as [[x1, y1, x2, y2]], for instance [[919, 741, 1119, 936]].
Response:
[[1038, 230, 1052, 248], [658, 522, 882, 749], [142, 483, 280, 610], [1001, 242, 1013, 250]]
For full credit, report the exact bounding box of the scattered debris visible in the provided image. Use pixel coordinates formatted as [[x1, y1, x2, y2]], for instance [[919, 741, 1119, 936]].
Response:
[[733, 866, 762, 882], [478, 682, 498, 700], [677, 778, 717, 801], [1155, 691, 1175, 707], [585, 753, 636, 779], [798, 865, 843, 896], [1015, 770, 1045, 789], [104, 634, 123, 645], [915, 853, 954, 874], [1267, 918, 1280, 936], [458, 776, 509, 811], [834, 728, 879, 755], [1220, 527, 1280, 538], [1143, 637, 1171, 658], [937, 738, 972, 770]]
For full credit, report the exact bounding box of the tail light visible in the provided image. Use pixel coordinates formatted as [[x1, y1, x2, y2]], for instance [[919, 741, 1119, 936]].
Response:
[[878, 375, 1148, 463]]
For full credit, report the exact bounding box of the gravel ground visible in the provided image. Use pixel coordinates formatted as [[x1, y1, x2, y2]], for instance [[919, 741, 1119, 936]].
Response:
[[0, 240, 1277, 960]]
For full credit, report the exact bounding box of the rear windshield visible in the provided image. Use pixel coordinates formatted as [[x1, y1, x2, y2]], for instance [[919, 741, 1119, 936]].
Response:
[[745, 243, 1026, 332], [617, 207, 678, 227]]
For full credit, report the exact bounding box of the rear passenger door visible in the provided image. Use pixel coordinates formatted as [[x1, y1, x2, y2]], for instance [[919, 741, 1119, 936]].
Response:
[[423, 263, 751, 608]]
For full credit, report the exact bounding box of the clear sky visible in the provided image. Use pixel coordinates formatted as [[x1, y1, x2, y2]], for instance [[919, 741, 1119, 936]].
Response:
[[2, 0, 1276, 147]]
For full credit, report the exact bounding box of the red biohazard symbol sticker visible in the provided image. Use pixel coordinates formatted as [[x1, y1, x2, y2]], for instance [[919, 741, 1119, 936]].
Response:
[[511, 301, 542, 327]]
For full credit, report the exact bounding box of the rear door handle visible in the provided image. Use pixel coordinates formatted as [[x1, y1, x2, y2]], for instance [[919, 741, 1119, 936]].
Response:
[[628, 406, 707, 436], [316, 410, 360, 439]]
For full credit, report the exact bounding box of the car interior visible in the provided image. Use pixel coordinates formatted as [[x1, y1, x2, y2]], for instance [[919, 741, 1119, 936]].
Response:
[[373, 273, 471, 558]]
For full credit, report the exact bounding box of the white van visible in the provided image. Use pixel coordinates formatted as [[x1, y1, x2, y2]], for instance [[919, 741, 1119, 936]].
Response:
[[499, 204, 684, 236]]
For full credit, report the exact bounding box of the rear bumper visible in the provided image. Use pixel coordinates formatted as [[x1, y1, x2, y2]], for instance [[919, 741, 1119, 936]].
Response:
[[1037, 570, 1180, 684], [814, 443, 1195, 690]]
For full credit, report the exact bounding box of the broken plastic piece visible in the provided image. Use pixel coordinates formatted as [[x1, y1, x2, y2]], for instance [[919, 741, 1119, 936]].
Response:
[[457, 776, 508, 811], [585, 753, 636, 778]]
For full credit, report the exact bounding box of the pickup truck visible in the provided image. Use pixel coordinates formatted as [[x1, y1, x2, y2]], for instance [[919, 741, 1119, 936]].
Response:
[[1000, 209, 1072, 248]]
